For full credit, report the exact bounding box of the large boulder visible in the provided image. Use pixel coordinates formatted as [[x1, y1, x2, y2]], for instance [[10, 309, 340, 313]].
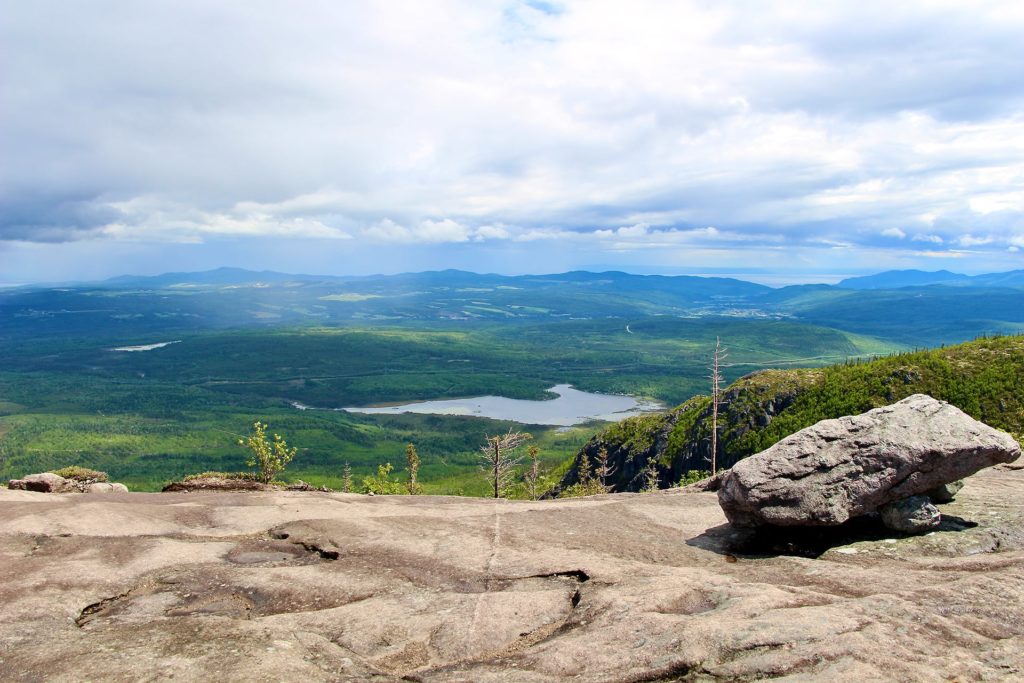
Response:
[[718, 394, 1021, 528], [7, 473, 72, 493]]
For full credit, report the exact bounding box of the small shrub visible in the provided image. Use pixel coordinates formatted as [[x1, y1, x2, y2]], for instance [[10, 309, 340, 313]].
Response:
[[238, 421, 298, 484], [361, 463, 406, 495], [50, 466, 108, 482], [677, 470, 712, 487], [560, 479, 608, 498]]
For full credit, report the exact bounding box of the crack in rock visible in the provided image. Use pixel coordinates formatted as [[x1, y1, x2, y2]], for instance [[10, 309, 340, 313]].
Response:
[[75, 582, 153, 627]]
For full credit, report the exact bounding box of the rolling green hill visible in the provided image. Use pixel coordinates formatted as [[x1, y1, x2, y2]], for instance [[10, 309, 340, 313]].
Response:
[[556, 335, 1024, 494]]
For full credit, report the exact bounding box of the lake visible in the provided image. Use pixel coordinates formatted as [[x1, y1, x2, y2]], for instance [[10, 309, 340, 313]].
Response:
[[336, 384, 662, 426]]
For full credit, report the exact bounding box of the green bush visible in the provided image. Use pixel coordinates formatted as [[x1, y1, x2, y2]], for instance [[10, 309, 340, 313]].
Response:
[[677, 470, 711, 487], [559, 479, 608, 498], [361, 463, 406, 495], [239, 421, 298, 484]]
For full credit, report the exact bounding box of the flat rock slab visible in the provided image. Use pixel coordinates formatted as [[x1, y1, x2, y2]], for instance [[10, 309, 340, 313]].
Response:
[[3, 467, 1024, 681], [719, 394, 1021, 528]]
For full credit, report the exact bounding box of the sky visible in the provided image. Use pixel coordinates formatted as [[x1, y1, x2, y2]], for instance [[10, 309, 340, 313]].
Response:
[[2, 0, 1024, 285]]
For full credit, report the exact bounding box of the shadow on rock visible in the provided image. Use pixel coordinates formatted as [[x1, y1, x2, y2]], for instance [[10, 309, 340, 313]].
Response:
[[687, 514, 978, 559]]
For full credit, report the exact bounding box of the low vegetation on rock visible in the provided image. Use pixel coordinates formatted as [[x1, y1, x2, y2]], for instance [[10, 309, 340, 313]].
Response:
[[557, 335, 1024, 495], [50, 466, 108, 483]]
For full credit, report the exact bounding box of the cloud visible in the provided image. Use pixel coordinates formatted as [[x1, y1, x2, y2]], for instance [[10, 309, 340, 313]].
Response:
[[473, 224, 512, 240], [2, 0, 1024, 280], [915, 250, 968, 259], [363, 218, 472, 243]]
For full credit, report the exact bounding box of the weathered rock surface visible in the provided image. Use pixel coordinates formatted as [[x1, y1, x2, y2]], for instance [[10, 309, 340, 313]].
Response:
[[879, 495, 941, 533], [3, 467, 1024, 681], [7, 473, 72, 493], [718, 395, 1021, 528]]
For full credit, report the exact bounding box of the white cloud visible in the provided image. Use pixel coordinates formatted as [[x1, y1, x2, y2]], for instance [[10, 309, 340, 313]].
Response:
[[2, 0, 1024, 278], [472, 224, 512, 240], [417, 219, 471, 243], [614, 223, 651, 238], [915, 250, 968, 258], [92, 197, 351, 242], [363, 218, 471, 243], [958, 234, 994, 246], [969, 190, 1024, 214]]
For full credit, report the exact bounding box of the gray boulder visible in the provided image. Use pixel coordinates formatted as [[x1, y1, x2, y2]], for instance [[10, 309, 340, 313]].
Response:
[[926, 480, 964, 504], [8, 473, 72, 493], [718, 394, 1021, 528], [880, 495, 941, 533]]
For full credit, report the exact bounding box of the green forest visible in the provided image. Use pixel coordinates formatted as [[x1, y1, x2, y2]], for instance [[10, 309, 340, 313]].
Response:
[[3, 269, 1022, 495], [0, 317, 897, 492]]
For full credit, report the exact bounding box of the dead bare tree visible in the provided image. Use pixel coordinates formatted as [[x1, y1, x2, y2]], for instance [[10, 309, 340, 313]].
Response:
[[709, 336, 729, 476], [641, 460, 660, 492], [480, 429, 532, 499], [523, 445, 542, 500], [594, 446, 616, 490]]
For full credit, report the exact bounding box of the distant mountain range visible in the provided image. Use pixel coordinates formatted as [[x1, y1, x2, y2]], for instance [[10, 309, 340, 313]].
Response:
[[92, 265, 1024, 292], [837, 268, 1024, 289], [2, 267, 1023, 347]]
